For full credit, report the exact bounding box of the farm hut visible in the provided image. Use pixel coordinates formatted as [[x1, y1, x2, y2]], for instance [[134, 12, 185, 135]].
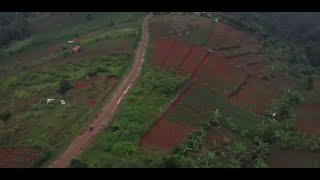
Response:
[[72, 45, 81, 53]]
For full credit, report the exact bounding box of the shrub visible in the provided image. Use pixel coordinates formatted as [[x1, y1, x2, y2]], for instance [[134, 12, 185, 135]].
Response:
[[31, 143, 52, 167], [87, 69, 98, 77], [308, 134, 320, 152], [111, 141, 138, 156], [70, 159, 88, 168], [58, 79, 73, 94], [0, 111, 11, 123]]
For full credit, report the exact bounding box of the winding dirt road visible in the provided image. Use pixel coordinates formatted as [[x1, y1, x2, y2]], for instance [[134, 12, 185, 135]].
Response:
[[49, 14, 151, 168]]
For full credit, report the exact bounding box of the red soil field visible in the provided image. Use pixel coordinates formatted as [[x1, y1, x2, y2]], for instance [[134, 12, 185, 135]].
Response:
[[74, 79, 90, 90], [295, 102, 320, 134], [226, 55, 258, 69], [85, 99, 97, 107], [195, 53, 246, 96], [178, 46, 208, 76], [162, 40, 193, 71], [70, 76, 119, 108], [267, 145, 320, 168], [0, 147, 39, 168], [150, 38, 176, 67], [230, 76, 298, 115], [206, 22, 258, 51], [139, 119, 194, 153]]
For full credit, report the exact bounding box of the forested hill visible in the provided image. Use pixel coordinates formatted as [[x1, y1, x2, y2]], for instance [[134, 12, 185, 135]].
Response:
[[0, 12, 32, 48], [215, 12, 320, 67]]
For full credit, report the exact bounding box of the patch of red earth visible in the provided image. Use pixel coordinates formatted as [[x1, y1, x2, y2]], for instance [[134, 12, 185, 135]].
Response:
[[85, 99, 97, 107], [246, 63, 267, 76], [226, 55, 258, 68], [178, 46, 207, 76], [230, 76, 298, 115], [295, 102, 320, 135], [160, 39, 177, 68], [230, 75, 268, 115], [139, 119, 195, 152], [267, 145, 320, 168], [84, 78, 119, 108], [206, 22, 259, 50], [206, 126, 234, 144], [190, 52, 210, 79], [150, 37, 176, 67], [0, 147, 39, 168], [162, 40, 193, 71], [69, 76, 118, 108], [74, 79, 90, 90], [196, 53, 246, 96]]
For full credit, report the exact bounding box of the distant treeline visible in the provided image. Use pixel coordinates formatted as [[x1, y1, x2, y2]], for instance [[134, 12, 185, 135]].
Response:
[[0, 12, 32, 48], [215, 12, 320, 67]]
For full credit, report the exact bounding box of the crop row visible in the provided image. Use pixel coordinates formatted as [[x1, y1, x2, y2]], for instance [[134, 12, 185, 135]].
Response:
[[182, 87, 267, 137]]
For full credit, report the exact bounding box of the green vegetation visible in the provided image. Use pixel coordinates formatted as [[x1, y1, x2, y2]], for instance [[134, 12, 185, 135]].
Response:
[[0, 111, 11, 124], [78, 39, 187, 168], [266, 88, 305, 121], [182, 87, 270, 139], [170, 108, 271, 168], [81, 28, 140, 47], [70, 159, 89, 168], [1, 12, 145, 57], [0, 12, 31, 48], [0, 53, 134, 166], [58, 79, 73, 94]]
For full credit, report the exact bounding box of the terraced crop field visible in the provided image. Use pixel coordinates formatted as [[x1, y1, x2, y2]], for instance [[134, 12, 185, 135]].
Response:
[[0, 147, 40, 168]]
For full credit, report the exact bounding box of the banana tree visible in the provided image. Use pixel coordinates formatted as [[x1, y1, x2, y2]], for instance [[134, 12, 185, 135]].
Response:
[[233, 142, 249, 160], [253, 156, 268, 168], [201, 151, 218, 168], [228, 158, 241, 168]]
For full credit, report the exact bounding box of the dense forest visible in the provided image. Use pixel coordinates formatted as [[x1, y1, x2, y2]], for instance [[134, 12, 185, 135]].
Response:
[[0, 12, 33, 48], [215, 12, 320, 66]]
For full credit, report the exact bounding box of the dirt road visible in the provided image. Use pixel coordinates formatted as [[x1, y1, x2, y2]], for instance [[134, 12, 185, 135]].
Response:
[[49, 14, 151, 168]]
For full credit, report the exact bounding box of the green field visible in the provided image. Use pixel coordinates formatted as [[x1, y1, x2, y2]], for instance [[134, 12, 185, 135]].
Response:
[[77, 40, 187, 167], [0, 12, 146, 167]]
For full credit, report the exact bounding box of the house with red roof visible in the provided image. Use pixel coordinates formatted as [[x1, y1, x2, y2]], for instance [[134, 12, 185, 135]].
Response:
[[72, 45, 81, 53]]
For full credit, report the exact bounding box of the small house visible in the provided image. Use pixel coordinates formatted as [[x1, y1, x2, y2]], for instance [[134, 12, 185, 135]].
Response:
[[72, 45, 81, 53]]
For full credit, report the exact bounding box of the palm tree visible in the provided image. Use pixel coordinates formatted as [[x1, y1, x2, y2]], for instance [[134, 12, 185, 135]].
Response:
[[228, 158, 241, 168], [253, 156, 268, 168], [202, 151, 218, 168], [256, 140, 270, 158], [233, 142, 249, 160], [273, 129, 290, 149]]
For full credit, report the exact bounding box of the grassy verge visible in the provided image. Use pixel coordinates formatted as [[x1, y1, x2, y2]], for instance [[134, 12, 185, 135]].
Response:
[[77, 36, 187, 168]]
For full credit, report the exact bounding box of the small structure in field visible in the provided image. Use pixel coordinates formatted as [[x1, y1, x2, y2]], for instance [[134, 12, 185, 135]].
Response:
[[68, 40, 74, 44], [72, 45, 81, 53], [47, 99, 54, 104]]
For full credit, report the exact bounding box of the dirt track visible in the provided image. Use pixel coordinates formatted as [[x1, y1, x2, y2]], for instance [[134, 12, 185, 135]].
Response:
[[48, 14, 151, 168]]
